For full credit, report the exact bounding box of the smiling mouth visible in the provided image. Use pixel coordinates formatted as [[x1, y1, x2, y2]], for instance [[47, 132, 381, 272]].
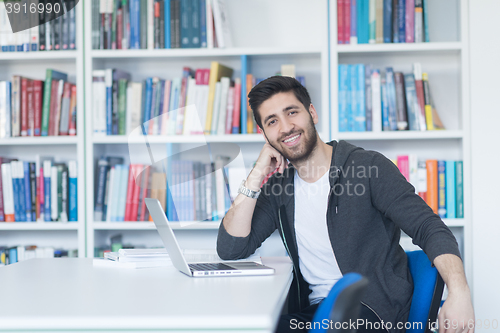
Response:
[[282, 133, 301, 146]]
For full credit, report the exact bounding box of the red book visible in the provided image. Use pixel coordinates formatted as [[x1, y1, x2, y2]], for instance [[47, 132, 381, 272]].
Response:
[[397, 155, 410, 182], [344, 0, 351, 45], [117, 8, 123, 49], [231, 78, 241, 133], [337, 0, 344, 44], [130, 164, 143, 221], [68, 84, 77, 136], [48, 79, 59, 136], [124, 164, 136, 221], [21, 77, 28, 136], [33, 80, 44, 136], [138, 166, 151, 221], [27, 79, 34, 136]]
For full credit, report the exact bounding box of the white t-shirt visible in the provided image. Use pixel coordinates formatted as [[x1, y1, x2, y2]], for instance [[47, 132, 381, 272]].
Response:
[[294, 170, 343, 304]]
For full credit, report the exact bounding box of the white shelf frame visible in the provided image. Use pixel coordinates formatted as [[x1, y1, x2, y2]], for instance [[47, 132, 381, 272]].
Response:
[[93, 134, 265, 144], [328, 0, 472, 286], [0, 4, 86, 258], [92, 221, 221, 231]]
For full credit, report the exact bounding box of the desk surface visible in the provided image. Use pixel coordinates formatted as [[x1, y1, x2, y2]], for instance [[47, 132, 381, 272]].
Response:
[[0, 257, 293, 332]]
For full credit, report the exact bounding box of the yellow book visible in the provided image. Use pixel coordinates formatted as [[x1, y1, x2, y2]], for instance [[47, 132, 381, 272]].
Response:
[[422, 73, 434, 130], [204, 62, 233, 134]]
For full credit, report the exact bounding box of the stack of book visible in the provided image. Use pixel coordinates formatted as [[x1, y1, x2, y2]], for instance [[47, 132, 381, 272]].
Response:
[[338, 62, 444, 132], [0, 156, 78, 223], [0, 245, 78, 266], [93, 156, 233, 223], [92, 0, 232, 50], [338, 0, 430, 44], [392, 155, 464, 219], [0, 69, 77, 138], [92, 63, 305, 136], [0, 0, 77, 52]]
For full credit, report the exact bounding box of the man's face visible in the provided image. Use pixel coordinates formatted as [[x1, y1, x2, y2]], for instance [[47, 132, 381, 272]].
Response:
[[259, 91, 319, 164]]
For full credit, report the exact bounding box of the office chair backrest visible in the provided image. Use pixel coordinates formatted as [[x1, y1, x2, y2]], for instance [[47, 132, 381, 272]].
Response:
[[310, 273, 368, 333], [406, 250, 445, 333]]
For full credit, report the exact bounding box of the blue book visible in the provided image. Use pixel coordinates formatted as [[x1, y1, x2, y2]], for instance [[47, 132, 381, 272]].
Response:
[[455, 161, 464, 218], [9, 248, 17, 264], [157, 80, 166, 133], [446, 161, 456, 219], [385, 68, 398, 130], [423, 0, 429, 42], [240, 55, 248, 134], [69, 161, 78, 222], [437, 161, 446, 218], [44, 162, 51, 222], [165, 0, 171, 48], [338, 65, 349, 132], [94, 157, 109, 221], [191, 0, 201, 48], [143, 78, 153, 128], [397, 0, 405, 43], [365, 65, 372, 131], [349, 65, 357, 132], [403, 74, 419, 130], [130, 0, 141, 49], [110, 165, 122, 222], [23, 162, 32, 222], [199, 0, 207, 47], [357, 0, 369, 43], [351, 0, 357, 43], [180, 0, 191, 48], [354, 64, 366, 131], [383, 0, 393, 42], [11, 165, 20, 222], [381, 80, 390, 131]]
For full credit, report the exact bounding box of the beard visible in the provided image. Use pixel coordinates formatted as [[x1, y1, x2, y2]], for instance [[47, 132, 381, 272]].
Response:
[[266, 115, 318, 165]]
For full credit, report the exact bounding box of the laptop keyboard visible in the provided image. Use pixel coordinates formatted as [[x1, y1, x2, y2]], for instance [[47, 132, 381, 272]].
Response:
[[188, 263, 237, 271]]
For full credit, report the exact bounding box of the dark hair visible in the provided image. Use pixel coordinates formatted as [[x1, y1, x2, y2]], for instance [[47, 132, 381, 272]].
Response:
[[248, 76, 311, 129]]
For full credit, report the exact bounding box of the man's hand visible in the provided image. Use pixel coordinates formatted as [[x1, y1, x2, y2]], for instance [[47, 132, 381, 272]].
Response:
[[246, 143, 286, 191], [433, 254, 475, 333], [438, 286, 475, 333]]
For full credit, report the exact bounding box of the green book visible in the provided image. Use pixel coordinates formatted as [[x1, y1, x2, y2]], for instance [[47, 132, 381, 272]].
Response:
[[41, 69, 68, 136], [111, 0, 118, 48], [455, 161, 464, 218], [118, 79, 128, 135]]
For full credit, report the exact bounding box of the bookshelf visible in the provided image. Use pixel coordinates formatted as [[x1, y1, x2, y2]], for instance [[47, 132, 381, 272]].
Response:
[[84, 0, 329, 257], [328, 0, 472, 283], [0, 4, 85, 258]]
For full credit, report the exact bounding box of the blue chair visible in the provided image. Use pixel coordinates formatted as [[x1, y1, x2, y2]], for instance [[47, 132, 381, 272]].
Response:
[[406, 250, 445, 333], [309, 273, 368, 333]]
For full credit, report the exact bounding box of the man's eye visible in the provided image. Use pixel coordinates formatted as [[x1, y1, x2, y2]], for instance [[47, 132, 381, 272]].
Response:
[[268, 120, 276, 125], [289, 111, 297, 115]]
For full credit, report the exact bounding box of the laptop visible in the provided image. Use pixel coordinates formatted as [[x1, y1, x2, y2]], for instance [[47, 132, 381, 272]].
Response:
[[145, 198, 275, 277]]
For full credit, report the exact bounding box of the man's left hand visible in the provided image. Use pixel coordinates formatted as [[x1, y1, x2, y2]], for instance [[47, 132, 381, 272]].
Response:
[[438, 286, 475, 333]]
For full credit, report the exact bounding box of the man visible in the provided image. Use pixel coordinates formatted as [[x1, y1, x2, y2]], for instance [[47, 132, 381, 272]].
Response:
[[216, 76, 474, 333]]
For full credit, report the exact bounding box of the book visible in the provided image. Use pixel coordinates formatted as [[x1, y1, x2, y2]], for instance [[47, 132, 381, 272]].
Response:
[[405, 0, 414, 42], [204, 62, 233, 134], [446, 161, 456, 219], [426, 159, 438, 214], [42, 70, 68, 136], [455, 161, 463, 218], [437, 160, 446, 218]]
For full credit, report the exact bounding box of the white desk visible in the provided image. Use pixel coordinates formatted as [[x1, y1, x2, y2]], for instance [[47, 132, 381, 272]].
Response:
[[0, 257, 293, 333]]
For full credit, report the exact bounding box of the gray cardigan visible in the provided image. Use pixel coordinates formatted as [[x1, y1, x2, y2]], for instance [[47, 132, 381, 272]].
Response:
[[217, 140, 461, 332]]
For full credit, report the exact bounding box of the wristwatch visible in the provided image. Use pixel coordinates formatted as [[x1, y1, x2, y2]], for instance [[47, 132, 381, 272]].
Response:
[[238, 180, 261, 199]]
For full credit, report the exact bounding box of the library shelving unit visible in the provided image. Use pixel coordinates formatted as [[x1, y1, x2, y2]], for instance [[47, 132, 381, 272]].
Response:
[[328, 0, 472, 282], [0, 4, 86, 257], [84, 0, 329, 257]]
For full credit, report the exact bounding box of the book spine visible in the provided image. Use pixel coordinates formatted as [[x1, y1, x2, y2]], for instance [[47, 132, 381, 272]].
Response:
[[338, 0, 344, 43], [23, 162, 32, 222], [368, 0, 376, 43], [69, 0, 76, 49], [422, 72, 434, 130], [191, 0, 200, 47], [403, 73, 419, 130], [41, 70, 53, 136], [129, 164, 141, 221], [231, 78, 241, 133], [356, 0, 367, 44], [413, 64, 426, 131], [27, 80, 34, 136], [124, 164, 135, 221], [371, 70, 382, 132], [62, 2, 69, 49], [59, 82, 72, 135], [54, 13, 61, 50], [426, 159, 438, 214], [61, 166, 68, 222], [39, 0, 46, 50], [0, 159, 4, 221], [118, 79, 128, 135], [394, 72, 408, 130], [455, 161, 463, 218], [1, 164, 15, 222], [28, 162, 37, 222], [69, 85, 77, 136], [154, 0, 161, 48], [94, 160, 108, 221], [117, 5, 123, 49], [180, 0, 190, 48], [385, 68, 398, 131], [344, 0, 351, 44], [417, 160, 427, 200], [397, 0, 405, 42], [225, 87, 234, 134], [199, 0, 205, 47], [246, 74, 253, 133], [364, 64, 372, 131], [383, 0, 392, 42], [20, 78, 28, 137], [51, 166, 58, 221], [392, 0, 398, 42], [350, 0, 357, 44], [130, 0, 140, 49], [381, 78, 390, 131], [355, 64, 366, 131], [38, 163, 45, 221], [422, 0, 429, 42], [43, 161, 51, 221], [414, 0, 423, 43], [240, 56, 247, 134], [164, 0, 171, 48], [375, 0, 383, 43], [437, 160, 446, 218], [159, 0, 165, 48], [405, 0, 414, 42], [446, 161, 456, 219]]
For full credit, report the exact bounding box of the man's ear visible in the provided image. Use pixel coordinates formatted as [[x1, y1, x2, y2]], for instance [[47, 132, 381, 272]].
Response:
[[309, 104, 319, 125]]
